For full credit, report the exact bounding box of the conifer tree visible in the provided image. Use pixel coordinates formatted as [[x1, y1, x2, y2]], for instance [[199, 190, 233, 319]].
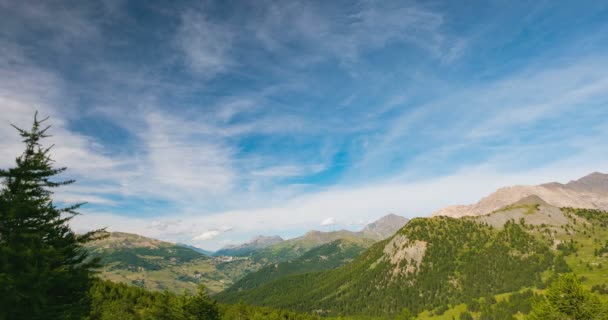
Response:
[[183, 285, 220, 320], [527, 273, 608, 320], [0, 113, 102, 319]]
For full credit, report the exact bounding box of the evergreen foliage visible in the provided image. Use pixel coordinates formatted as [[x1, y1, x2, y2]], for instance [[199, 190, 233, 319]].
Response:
[[0, 114, 103, 320], [87, 279, 318, 320], [223, 239, 370, 293], [527, 273, 608, 320]]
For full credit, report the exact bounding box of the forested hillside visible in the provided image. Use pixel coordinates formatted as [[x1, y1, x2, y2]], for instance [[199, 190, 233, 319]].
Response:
[[217, 216, 562, 317], [217, 204, 608, 319], [223, 238, 374, 294]]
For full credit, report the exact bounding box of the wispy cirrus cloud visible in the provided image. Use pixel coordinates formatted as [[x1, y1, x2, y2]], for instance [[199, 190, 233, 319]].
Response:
[[251, 164, 325, 178], [3, 0, 608, 251], [174, 8, 234, 76], [249, 1, 465, 64]]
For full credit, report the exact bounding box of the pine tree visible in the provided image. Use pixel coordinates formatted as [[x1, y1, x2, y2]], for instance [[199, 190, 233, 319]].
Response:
[[527, 273, 608, 320], [183, 285, 220, 320], [0, 113, 103, 319]]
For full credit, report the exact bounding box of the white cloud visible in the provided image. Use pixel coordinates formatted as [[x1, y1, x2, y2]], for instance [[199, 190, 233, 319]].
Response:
[[251, 164, 325, 178], [250, 1, 464, 64], [190, 226, 234, 242], [320, 217, 336, 226], [0, 47, 126, 206], [356, 56, 608, 176], [193, 230, 221, 241], [174, 8, 233, 76], [148, 219, 182, 231], [0, 2, 101, 50], [71, 139, 607, 250], [142, 112, 237, 195]]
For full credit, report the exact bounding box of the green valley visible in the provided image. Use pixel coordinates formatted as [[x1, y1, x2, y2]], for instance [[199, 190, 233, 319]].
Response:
[[87, 232, 264, 294]]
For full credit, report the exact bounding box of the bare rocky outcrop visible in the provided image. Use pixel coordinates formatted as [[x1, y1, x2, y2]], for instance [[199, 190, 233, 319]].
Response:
[[382, 234, 427, 276]]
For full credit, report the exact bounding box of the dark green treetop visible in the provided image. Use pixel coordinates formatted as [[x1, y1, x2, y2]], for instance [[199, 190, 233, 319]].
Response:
[[527, 273, 608, 320]]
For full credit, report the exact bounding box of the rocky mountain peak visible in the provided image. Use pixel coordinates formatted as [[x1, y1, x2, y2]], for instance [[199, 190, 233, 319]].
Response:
[[432, 172, 608, 218], [361, 214, 409, 240], [565, 172, 608, 194]]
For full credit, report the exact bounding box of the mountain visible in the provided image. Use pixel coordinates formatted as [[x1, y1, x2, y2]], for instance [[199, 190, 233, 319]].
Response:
[[249, 230, 364, 263], [215, 235, 284, 257], [216, 194, 608, 318], [216, 211, 562, 317], [86, 214, 409, 293], [220, 214, 409, 264], [564, 171, 608, 194], [177, 243, 215, 256], [472, 195, 570, 228], [86, 232, 263, 294], [220, 237, 375, 294], [361, 213, 410, 240], [432, 172, 608, 218]]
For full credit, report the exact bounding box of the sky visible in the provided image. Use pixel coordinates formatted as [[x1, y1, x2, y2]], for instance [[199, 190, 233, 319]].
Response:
[[1, 0, 607, 250]]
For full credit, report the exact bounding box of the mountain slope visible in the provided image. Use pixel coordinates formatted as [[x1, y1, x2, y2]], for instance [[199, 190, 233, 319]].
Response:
[[472, 195, 570, 228], [216, 215, 561, 317], [433, 172, 608, 218], [215, 235, 284, 257], [87, 232, 263, 294], [221, 237, 375, 294], [249, 230, 364, 263], [223, 214, 409, 264]]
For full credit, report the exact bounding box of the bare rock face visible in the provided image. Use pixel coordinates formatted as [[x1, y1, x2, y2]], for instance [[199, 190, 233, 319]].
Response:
[[376, 234, 426, 277], [432, 172, 608, 218]]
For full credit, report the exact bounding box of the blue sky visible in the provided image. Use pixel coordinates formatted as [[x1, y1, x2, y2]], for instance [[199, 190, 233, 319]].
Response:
[[1, 0, 607, 250]]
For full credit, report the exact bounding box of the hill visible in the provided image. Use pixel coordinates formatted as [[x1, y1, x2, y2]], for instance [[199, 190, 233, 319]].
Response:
[[215, 212, 562, 317], [215, 235, 284, 257], [221, 237, 375, 294], [216, 196, 608, 318], [86, 232, 263, 294], [224, 214, 409, 264], [472, 195, 570, 228], [85, 214, 408, 294], [432, 172, 608, 218]]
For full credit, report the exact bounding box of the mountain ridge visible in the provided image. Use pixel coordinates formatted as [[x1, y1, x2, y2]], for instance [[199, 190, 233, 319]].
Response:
[[433, 172, 608, 218], [215, 235, 284, 256], [221, 214, 409, 263]]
